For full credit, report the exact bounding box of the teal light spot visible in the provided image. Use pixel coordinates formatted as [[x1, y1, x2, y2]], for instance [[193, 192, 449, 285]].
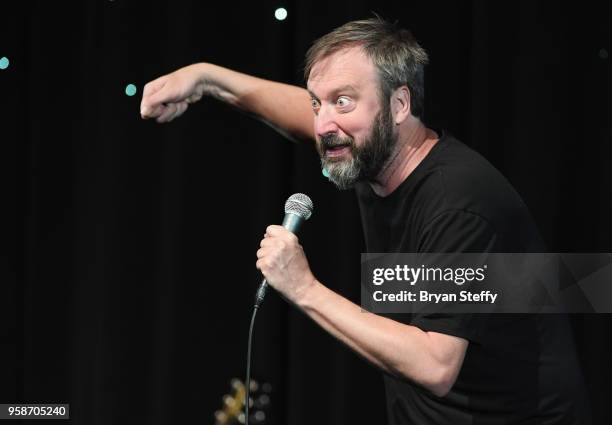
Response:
[[322, 167, 330, 178], [0, 57, 9, 70], [125, 84, 137, 96]]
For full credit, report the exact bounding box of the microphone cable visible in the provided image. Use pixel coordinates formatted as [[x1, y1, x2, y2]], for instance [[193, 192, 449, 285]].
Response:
[[244, 304, 259, 425], [245, 280, 267, 424], [243, 193, 313, 425]]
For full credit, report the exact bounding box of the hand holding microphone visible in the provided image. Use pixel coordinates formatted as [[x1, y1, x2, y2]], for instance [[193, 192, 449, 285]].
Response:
[[248, 194, 314, 425], [255, 194, 314, 307]]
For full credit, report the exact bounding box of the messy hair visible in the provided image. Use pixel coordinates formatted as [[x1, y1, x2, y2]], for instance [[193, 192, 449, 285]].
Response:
[[304, 16, 429, 118]]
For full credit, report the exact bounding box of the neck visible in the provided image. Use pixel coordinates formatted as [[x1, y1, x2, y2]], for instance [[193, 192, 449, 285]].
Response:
[[369, 119, 438, 197]]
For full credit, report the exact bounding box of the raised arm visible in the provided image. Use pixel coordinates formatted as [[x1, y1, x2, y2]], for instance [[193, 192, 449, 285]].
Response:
[[140, 63, 315, 144]]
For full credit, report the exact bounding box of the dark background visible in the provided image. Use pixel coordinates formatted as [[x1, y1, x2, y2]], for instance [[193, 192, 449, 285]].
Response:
[[2, 0, 611, 424]]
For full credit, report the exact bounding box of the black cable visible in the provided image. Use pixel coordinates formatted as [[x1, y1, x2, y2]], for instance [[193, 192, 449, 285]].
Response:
[[244, 305, 259, 425]]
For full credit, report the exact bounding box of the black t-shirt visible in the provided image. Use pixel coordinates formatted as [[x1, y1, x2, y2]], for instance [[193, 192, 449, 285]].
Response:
[[354, 132, 591, 425]]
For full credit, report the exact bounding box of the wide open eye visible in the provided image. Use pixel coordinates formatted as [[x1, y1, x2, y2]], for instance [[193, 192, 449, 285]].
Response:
[[336, 96, 351, 108]]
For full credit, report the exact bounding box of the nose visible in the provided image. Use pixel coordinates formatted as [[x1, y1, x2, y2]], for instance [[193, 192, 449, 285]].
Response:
[[314, 106, 339, 139]]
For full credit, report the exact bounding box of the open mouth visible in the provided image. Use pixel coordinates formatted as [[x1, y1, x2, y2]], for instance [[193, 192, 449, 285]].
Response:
[[325, 144, 351, 158]]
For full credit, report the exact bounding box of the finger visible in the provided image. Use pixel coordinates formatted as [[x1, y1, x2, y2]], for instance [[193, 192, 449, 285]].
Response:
[[266, 225, 286, 236], [143, 103, 167, 119], [156, 103, 178, 123], [142, 76, 165, 98], [256, 259, 266, 271], [260, 237, 279, 248], [141, 77, 167, 117], [148, 82, 180, 109], [167, 101, 189, 122], [268, 227, 297, 244]]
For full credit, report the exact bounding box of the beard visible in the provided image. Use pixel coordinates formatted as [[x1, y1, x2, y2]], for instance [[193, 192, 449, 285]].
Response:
[[318, 103, 396, 190]]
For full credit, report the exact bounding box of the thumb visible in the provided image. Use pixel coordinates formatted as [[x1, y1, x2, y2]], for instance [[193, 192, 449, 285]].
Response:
[[141, 77, 174, 116]]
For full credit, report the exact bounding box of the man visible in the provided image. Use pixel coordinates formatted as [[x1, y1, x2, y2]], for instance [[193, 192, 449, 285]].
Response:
[[140, 17, 590, 425]]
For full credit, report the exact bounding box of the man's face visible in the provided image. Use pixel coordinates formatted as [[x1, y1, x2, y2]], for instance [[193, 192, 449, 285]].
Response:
[[307, 46, 396, 189]]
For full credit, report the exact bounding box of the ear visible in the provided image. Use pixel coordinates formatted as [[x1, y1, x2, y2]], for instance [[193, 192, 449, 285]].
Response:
[[391, 86, 411, 125]]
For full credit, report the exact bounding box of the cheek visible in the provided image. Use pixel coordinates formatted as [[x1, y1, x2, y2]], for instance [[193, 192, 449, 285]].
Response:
[[336, 111, 374, 141]]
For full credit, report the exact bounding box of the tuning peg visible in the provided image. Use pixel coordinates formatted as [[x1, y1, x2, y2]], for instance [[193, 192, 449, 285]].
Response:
[[237, 412, 246, 424], [249, 379, 259, 392], [261, 382, 272, 393]]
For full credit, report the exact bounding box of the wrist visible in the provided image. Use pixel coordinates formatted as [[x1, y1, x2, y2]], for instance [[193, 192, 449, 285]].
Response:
[[188, 62, 211, 85], [189, 62, 239, 106], [294, 276, 323, 310]]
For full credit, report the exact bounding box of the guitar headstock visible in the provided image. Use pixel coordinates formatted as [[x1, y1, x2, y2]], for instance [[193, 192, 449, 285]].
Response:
[[214, 378, 272, 425]]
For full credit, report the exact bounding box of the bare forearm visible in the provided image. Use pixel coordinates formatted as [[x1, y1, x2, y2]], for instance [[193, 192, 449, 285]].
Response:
[[192, 63, 315, 143], [296, 280, 466, 396], [254, 223, 466, 397]]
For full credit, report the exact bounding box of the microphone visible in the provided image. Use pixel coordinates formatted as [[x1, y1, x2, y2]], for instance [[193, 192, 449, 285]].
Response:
[[254, 193, 314, 308]]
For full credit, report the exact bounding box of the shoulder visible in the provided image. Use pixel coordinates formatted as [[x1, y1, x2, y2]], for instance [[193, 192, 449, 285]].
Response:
[[415, 133, 545, 251], [416, 134, 527, 218]]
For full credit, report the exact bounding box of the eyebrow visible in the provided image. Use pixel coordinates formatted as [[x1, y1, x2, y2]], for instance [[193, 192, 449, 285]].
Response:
[[308, 84, 359, 102]]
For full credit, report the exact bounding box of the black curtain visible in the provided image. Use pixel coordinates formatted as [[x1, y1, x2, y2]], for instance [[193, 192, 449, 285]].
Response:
[[4, 1, 610, 424]]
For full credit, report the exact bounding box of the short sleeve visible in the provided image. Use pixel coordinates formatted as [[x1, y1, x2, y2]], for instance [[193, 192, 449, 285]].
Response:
[[410, 210, 500, 344]]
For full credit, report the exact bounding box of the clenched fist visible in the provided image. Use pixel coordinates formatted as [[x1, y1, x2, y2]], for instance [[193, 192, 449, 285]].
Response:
[[256, 225, 316, 304], [140, 64, 207, 123]]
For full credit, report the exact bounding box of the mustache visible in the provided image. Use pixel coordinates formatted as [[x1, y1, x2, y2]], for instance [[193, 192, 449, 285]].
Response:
[[320, 134, 354, 150]]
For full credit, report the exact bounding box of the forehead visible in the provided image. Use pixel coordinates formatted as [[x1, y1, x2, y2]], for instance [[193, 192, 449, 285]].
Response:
[[307, 46, 379, 96]]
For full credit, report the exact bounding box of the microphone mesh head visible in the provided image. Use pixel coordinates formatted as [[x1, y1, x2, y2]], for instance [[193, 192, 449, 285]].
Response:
[[285, 193, 314, 220]]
